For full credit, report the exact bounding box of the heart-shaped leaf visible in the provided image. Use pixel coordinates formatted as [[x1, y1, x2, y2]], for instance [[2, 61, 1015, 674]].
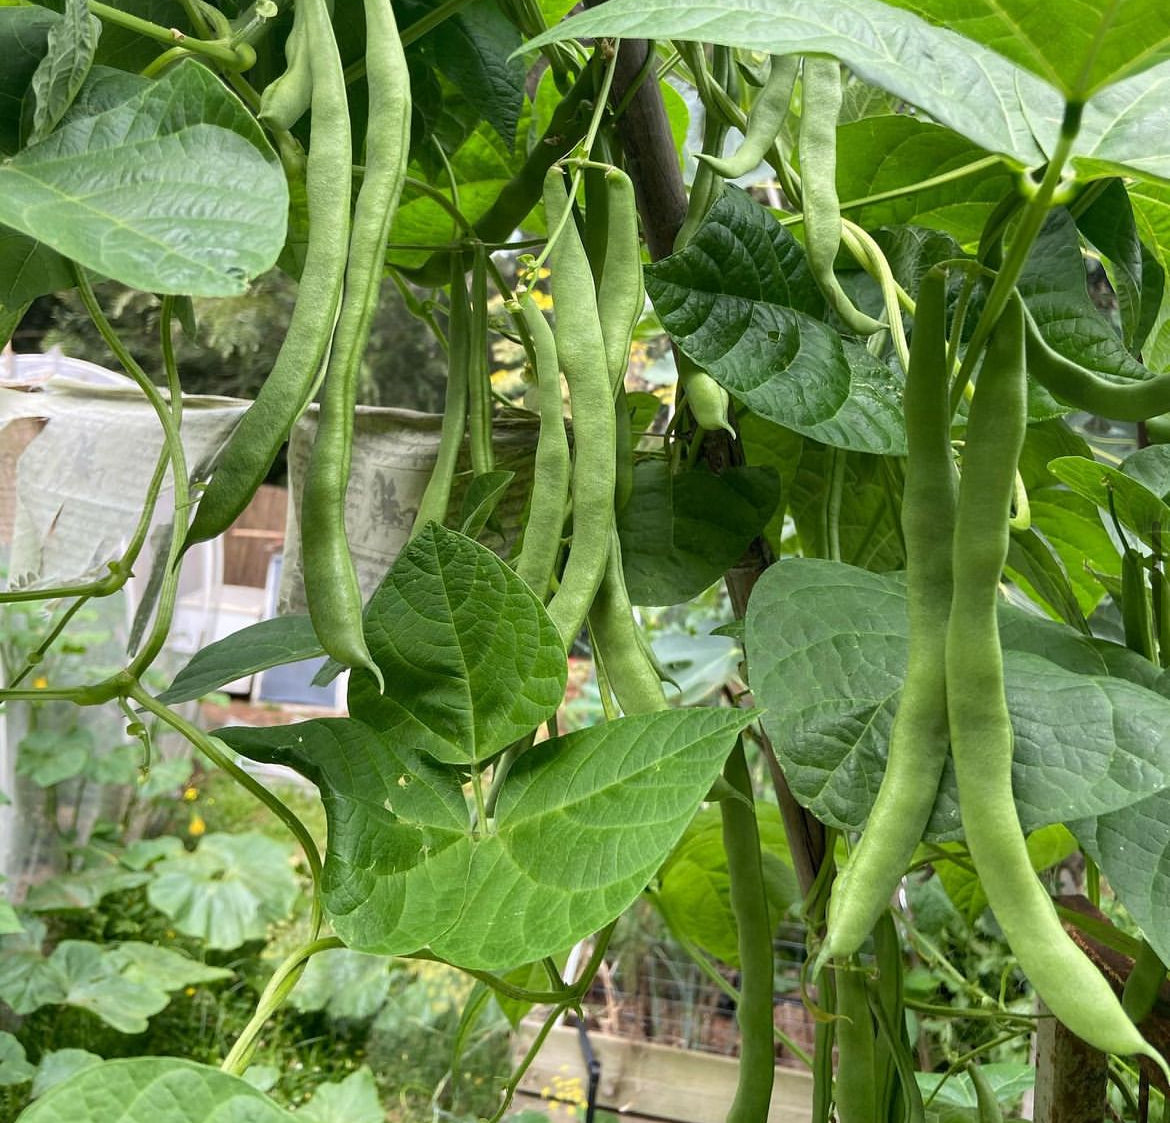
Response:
[[348, 523, 567, 765], [17, 1057, 293, 1123], [219, 706, 756, 969], [745, 559, 1170, 840], [0, 60, 286, 296]]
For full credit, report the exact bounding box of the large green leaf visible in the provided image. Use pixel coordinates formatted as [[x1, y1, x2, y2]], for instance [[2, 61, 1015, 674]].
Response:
[[0, 1033, 34, 1087], [0, 7, 56, 157], [523, 0, 1057, 167], [644, 187, 907, 454], [16, 1057, 293, 1123], [1130, 177, 1170, 372], [884, 0, 1170, 101], [348, 523, 566, 765], [616, 462, 781, 606], [655, 804, 798, 965], [400, 0, 524, 142], [219, 707, 755, 969], [1048, 455, 1170, 550], [159, 615, 324, 705], [0, 61, 286, 296], [1019, 209, 1161, 401], [146, 833, 299, 950], [745, 559, 1170, 840], [0, 939, 229, 1033], [834, 115, 1014, 249], [28, 0, 99, 145], [1074, 791, 1170, 965]]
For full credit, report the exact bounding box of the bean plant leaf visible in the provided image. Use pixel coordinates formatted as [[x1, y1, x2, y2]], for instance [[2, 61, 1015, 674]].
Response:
[[400, 0, 525, 143], [16, 1057, 294, 1123], [523, 0, 1058, 166], [1019, 210, 1161, 401], [348, 523, 567, 765], [883, 0, 1170, 101], [617, 462, 781, 606], [1130, 177, 1170, 373], [934, 824, 1077, 923], [655, 804, 798, 966], [0, 1033, 34, 1087], [745, 559, 1170, 841], [28, 0, 100, 145], [146, 833, 300, 950], [1074, 791, 1170, 966], [287, 949, 394, 1021], [458, 469, 515, 540], [29, 1050, 103, 1099], [219, 707, 756, 969], [915, 1063, 1035, 1110], [1119, 443, 1170, 499], [298, 1069, 383, 1123], [0, 60, 286, 297], [1047, 455, 1170, 550], [0, 7, 57, 157], [834, 116, 1014, 250], [159, 615, 325, 705], [645, 187, 906, 455], [1074, 178, 1155, 354]]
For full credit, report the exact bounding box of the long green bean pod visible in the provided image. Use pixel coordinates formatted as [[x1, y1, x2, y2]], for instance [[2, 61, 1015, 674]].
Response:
[[542, 168, 617, 647], [821, 268, 955, 963], [587, 526, 666, 715], [720, 740, 776, 1123], [947, 294, 1165, 1069], [412, 258, 471, 536], [833, 963, 876, 1123], [258, 12, 311, 130], [302, 0, 410, 684], [699, 54, 798, 180], [185, 0, 350, 550], [467, 246, 495, 476], [969, 1064, 1004, 1123], [870, 910, 904, 1118], [512, 294, 570, 601], [1024, 307, 1170, 421], [595, 168, 644, 392], [798, 58, 882, 337]]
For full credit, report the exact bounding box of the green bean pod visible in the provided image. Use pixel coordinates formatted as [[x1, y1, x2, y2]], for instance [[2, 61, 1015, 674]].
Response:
[[798, 58, 882, 337], [1121, 545, 1156, 662], [302, 0, 411, 684], [679, 357, 734, 435], [720, 740, 776, 1123], [543, 168, 617, 647], [947, 294, 1165, 1069], [821, 268, 955, 963], [833, 964, 876, 1123], [595, 168, 644, 392], [587, 527, 666, 715], [969, 1064, 1003, 1123], [185, 0, 350, 550], [513, 294, 570, 601], [1025, 308, 1170, 421], [467, 246, 495, 476], [698, 54, 798, 180], [411, 259, 471, 536], [870, 910, 904, 1118], [258, 15, 311, 130]]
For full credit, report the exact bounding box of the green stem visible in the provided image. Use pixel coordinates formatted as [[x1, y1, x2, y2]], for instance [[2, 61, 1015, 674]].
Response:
[[720, 740, 776, 1122], [6, 596, 92, 690], [88, 0, 251, 68], [489, 1001, 571, 1123], [129, 684, 324, 930], [948, 102, 1083, 412], [221, 936, 344, 1075]]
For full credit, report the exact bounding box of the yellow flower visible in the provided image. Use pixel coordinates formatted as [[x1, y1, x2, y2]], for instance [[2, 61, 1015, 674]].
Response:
[[33, 677, 48, 689], [183, 787, 199, 802], [184, 986, 196, 997], [530, 288, 554, 311], [188, 814, 206, 837]]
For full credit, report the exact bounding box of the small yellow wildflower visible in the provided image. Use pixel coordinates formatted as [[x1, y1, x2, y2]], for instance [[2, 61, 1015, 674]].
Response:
[[183, 787, 199, 802], [188, 814, 206, 837], [33, 676, 48, 689], [184, 987, 196, 997], [530, 288, 554, 311]]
